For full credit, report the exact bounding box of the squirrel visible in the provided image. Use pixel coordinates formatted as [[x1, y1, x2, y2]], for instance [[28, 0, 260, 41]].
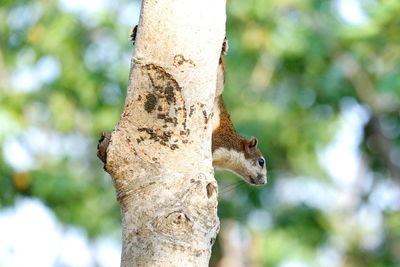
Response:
[[118, 28, 267, 185], [211, 38, 267, 185]]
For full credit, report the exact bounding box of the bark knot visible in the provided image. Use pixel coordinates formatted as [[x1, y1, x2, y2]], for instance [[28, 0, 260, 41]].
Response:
[[155, 211, 193, 240]]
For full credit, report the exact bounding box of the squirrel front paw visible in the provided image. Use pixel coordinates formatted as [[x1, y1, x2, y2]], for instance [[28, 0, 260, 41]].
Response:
[[129, 25, 138, 45]]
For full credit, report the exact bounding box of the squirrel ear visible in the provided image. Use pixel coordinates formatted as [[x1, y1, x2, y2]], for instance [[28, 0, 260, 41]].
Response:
[[245, 137, 258, 154], [249, 137, 258, 148]]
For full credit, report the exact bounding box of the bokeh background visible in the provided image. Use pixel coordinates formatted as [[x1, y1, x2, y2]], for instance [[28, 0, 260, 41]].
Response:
[[1, 0, 400, 266]]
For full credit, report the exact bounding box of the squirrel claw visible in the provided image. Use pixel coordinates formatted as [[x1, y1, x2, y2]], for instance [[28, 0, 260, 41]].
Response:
[[129, 25, 138, 44], [221, 37, 229, 55], [97, 131, 111, 165]]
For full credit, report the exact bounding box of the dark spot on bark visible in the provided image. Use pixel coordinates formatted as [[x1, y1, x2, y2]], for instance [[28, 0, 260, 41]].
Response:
[[138, 128, 153, 134], [137, 95, 142, 101], [146, 64, 181, 93], [152, 157, 158, 161], [202, 110, 208, 124], [206, 183, 216, 198], [182, 105, 187, 129], [136, 138, 141, 143], [179, 129, 190, 138], [184, 214, 191, 222], [182, 119, 187, 130], [122, 111, 131, 118], [156, 111, 178, 126], [138, 128, 173, 144], [210, 238, 215, 245], [174, 55, 185, 66], [144, 94, 157, 113], [164, 86, 176, 104], [173, 55, 195, 68], [189, 105, 195, 117], [170, 144, 179, 150]]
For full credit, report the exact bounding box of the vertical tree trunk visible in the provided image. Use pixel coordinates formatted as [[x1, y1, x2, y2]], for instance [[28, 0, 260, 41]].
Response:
[[102, 0, 225, 266]]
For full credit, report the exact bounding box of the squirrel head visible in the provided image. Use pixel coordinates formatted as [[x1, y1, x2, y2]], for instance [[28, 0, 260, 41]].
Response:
[[212, 137, 267, 185], [240, 137, 267, 185]]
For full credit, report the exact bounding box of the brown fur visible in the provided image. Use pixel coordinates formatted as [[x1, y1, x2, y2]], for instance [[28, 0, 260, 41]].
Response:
[[212, 37, 263, 161], [210, 37, 266, 185], [212, 96, 243, 153], [211, 96, 262, 160]]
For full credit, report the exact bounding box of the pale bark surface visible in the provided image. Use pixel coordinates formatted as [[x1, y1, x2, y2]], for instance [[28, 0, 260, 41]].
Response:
[[103, 0, 226, 266]]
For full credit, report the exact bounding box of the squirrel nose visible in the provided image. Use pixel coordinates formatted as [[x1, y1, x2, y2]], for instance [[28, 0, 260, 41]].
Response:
[[256, 174, 267, 185]]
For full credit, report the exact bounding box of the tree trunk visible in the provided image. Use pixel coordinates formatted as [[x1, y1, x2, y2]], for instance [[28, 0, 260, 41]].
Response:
[[101, 0, 225, 266]]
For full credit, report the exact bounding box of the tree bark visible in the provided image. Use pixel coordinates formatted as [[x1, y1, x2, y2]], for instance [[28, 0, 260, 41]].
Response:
[[102, 0, 225, 266]]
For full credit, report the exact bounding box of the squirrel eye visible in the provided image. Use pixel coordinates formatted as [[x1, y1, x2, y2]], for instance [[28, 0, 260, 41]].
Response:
[[258, 158, 264, 167]]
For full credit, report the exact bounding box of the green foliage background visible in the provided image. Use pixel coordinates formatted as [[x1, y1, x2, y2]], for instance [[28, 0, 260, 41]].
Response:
[[1, 0, 399, 266]]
